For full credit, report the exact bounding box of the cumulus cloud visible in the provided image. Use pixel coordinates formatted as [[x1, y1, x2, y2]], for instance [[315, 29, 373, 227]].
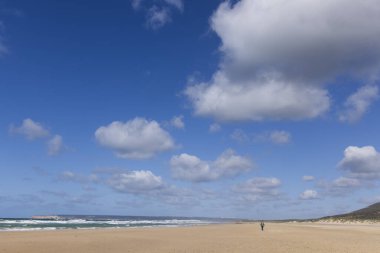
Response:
[[47, 135, 63, 156], [10, 118, 66, 156], [94, 168, 201, 206], [338, 146, 380, 179], [95, 118, 175, 159], [10, 118, 50, 140], [170, 149, 253, 182], [186, 72, 330, 121], [299, 190, 318, 200], [302, 175, 315, 182], [186, 0, 380, 121], [107, 170, 164, 193], [316, 146, 380, 197], [209, 123, 221, 133], [316, 145, 380, 197], [339, 85, 379, 123], [170, 154, 211, 182], [54, 168, 210, 208], [170, 115, 185, 129], [232, 177, 282, 202], [59, 169, 178, 200], [130, 0, 184, 29], [212, 0, 380, 80]]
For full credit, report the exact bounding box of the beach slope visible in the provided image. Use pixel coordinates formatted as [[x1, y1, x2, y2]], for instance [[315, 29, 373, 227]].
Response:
[[1, 223, 380, 253]]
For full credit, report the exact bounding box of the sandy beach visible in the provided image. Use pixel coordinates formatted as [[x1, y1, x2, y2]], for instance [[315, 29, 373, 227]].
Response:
[[1, 223, 380, 253]]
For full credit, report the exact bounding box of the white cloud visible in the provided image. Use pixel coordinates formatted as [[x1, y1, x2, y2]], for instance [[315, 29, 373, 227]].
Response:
[[164, 0, 184, 11], [332, 177, 361, 188], [213, 150, 252, 175], [146, 6, 171, 30], [212, 0, 380, 80], [186, 72, 330, 121], [232, 177, 281, 202], [60, 171, 76, 181], [186, 0, 380, 121], [131, 0, 143, 10], [317, 177, 361, 196], [59, 171, 98, 184], [170, 115, 185, 129], [10, 118, 66, 156], [47, 135, 63, 156], [131, 0, 184, 11], [230, 129, 250, 143], [0, 42, 6, 55], [107, 170, 164, 193], [339, 85, 379, 123], [316, 146, 380, 197], [300, 190, 318, 200], [209, 123, 221, 133], [338, 146, 380, 179], [238, 177, 281, 190], [302, 175, 315, 182], [0, 40, 6, 55], [170, 149, 253, 182], [170, 154, 211, 182], [0, 21, 8, 56], [130, 0, 184, 29], [60, 169, 195, 205], [268, 130, 291, 144], [10, 118, 50, 140], [232, 129, 291, 144], [95, 118, 175, 159], [88, 168, 200, 206]]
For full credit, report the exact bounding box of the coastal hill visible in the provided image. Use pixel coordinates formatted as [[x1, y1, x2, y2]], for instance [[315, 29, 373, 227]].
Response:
[[320, 202, 380, 222]]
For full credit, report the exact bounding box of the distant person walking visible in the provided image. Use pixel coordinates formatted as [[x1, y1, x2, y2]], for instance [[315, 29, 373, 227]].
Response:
[[260, 221, 265, 231]]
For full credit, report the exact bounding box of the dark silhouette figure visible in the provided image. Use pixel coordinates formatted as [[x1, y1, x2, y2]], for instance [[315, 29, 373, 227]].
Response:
[[260, 221, 265, 231]]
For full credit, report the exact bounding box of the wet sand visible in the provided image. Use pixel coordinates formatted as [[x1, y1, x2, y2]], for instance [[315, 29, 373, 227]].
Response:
[[1, 223, 380, 253]]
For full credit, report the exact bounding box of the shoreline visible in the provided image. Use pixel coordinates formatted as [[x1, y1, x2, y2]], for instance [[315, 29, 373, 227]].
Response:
[[0, 216, 230, 232], [2, 219, 380, 233], [0, 221, 232, 233]]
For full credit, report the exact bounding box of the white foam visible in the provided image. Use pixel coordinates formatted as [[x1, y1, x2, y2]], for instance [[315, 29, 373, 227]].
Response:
[[1, 227, 58, 232], [0, 218, 217, 232]]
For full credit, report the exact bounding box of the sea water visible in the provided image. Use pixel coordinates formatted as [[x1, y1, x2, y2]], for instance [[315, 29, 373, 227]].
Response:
[[0, 215, 231, 231]]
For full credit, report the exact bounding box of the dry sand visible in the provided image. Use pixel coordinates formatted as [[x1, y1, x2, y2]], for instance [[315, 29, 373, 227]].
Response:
[[1, 223, 380, 253]]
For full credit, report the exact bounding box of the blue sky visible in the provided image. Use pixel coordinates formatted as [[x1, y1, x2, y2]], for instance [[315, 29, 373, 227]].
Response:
[[1, 0, 380, 219]]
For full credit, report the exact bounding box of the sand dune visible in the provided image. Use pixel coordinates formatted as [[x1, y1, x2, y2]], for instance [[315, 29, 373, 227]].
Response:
[[1, 223, 380, 253]]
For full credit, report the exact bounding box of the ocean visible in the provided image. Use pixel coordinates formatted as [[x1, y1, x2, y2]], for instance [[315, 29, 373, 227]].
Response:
[[0, 215, 232, 232]]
